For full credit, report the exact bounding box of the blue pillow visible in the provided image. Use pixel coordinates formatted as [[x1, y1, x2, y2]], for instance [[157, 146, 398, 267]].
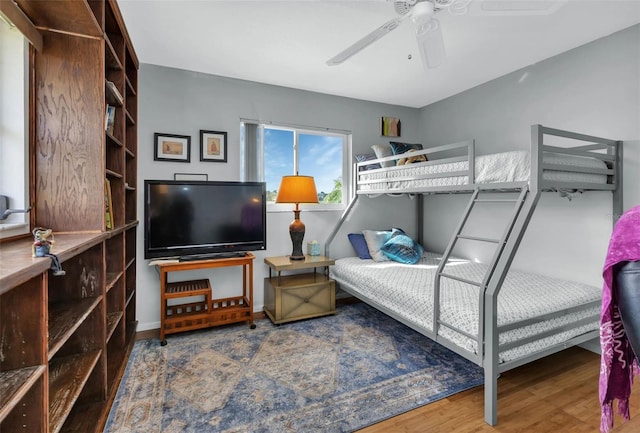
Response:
[[381, 229, 424, 264], [389, 141, 423, 156], [348, 233, 372, 259]]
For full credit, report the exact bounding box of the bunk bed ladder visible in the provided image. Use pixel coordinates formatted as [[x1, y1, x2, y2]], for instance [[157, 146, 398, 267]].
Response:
[[483, 186, 541, 426], [433, 186, 529, 349]]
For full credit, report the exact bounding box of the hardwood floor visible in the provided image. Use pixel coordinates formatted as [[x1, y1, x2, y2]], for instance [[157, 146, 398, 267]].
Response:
[[357, 347, 640, 432]]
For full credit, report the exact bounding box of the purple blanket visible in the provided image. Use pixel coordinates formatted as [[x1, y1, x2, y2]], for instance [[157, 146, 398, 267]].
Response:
[[600, 205, 640, 432]]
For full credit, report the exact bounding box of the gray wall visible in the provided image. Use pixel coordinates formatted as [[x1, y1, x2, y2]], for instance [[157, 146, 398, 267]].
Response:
[[135, 24, 639, 331], [417, 24, 640, 286], [136, 66, 420, 330]]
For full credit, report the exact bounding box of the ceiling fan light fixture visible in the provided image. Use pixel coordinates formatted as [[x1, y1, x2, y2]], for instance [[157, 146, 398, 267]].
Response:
[[411, 1, 435, 25]]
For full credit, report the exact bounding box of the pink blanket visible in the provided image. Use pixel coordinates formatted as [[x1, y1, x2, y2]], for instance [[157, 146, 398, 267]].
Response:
[[600, 205, 640, 432]]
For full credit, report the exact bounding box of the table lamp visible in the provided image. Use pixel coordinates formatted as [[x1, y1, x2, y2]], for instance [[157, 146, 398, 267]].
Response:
[[275, 174, 318, 260]]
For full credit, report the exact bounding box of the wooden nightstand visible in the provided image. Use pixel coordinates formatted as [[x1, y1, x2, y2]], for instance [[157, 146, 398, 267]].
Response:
[[263, 255, 336, 324]]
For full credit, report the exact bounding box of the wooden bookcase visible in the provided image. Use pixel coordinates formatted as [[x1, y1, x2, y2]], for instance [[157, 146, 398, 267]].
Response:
[[0, 1, 138, 431]]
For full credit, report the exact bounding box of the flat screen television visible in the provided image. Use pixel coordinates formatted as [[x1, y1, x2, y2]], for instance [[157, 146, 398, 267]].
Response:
[[144, 180, 267, 260]]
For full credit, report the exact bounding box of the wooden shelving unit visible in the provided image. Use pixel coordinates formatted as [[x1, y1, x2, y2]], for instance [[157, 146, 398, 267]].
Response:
[[156, 254, 256, 345], [0, 1, 138, 432]]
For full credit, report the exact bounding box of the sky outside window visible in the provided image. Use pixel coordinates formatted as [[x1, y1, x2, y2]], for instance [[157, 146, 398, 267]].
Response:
[[299, 133, 342, 195], [264, 128, 343, 199]]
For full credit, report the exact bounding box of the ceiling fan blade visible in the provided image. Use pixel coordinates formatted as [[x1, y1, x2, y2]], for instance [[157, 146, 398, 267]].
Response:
[[326, 16, 407, 66], [470, 0, 568, 16], [415, 18, 445, 69]]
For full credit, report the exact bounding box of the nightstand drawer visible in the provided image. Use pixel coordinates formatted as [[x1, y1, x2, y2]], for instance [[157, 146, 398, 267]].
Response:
[[264, 277, 335, 324]]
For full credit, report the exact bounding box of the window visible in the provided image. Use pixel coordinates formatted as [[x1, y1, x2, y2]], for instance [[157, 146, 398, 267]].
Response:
[[241, 121, 352, 211], [0, 17, 30, 239]]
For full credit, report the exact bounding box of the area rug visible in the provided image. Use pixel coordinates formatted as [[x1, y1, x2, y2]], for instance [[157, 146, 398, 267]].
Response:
[[105, 302, 484, 433]]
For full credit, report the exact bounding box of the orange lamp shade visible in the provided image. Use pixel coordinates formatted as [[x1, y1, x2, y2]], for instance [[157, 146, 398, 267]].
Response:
[[275, 175, 319, 204]]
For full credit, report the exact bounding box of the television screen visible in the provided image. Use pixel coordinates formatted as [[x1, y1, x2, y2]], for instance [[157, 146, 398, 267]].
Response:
[[144, 180, 267, 259]]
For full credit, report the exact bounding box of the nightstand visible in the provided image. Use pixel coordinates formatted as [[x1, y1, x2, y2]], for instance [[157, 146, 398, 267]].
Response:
[[263, 255, 336, 324]]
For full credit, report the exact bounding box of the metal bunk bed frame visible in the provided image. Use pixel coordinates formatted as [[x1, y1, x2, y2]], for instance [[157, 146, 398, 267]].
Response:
[[325, 124, 623, 425]]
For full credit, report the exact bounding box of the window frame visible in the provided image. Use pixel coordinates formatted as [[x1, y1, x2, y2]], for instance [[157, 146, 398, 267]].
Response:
[[0, 19, 33, 240], [241, 120, 352, 213]]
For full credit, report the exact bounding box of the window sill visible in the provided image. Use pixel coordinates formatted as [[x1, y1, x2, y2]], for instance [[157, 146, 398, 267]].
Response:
[[0, 223, 29, 239]]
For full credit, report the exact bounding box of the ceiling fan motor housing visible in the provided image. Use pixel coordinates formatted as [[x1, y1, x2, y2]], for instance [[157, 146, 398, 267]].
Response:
[[411, 1, 436, 25]]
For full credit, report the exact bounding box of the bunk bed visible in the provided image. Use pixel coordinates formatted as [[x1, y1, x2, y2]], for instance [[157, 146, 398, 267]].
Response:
[[325, 125, 623, 425]]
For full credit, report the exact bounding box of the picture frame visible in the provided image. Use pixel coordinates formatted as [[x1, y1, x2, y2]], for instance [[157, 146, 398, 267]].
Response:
[[380, 116, 401, 137], [200, 130, 227, 163], [154, 133, 191, 162]]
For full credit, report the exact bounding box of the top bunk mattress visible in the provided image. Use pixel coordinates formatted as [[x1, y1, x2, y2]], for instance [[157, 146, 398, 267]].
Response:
[[358, 150, 608, 192], [331, 252, 600, 363]]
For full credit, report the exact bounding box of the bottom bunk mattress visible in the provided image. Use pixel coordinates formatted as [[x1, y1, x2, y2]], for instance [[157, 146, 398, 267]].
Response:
[[330, 252, 600, 364]]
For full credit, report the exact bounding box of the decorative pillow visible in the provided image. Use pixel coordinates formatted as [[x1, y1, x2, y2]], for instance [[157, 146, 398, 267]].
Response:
[[371, 144, 394, 168], [381, 228, 424, 264], [389, 141, 423, 157], [348, 233, 372, 259], [362, 229, 392, 262], [354, 153, 381, 171], [397, 149, 427, 165]]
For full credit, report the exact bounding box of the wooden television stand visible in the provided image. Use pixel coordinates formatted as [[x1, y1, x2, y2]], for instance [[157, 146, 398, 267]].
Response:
[[155, 252, 256, 345]]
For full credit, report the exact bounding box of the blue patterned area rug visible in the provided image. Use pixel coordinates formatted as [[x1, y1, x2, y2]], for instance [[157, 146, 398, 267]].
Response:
[[105, 302, 484, 433]]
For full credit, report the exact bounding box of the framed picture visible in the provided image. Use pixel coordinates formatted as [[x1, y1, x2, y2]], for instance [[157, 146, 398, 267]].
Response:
[[154, 133, 191, 162], [200, 130, 227, 162], [380, 116, 401, 137]]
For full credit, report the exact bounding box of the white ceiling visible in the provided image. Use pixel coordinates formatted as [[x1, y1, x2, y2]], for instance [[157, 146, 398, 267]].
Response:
[[118, 0, 640, 108]]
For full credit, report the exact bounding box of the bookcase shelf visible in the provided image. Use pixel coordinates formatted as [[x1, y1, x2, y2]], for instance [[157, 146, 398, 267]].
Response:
[[48, 350, 102, 433], [0, 1, 138, 432], [106, 311, 124, 342], [0, 365, 46, 422], [125, 108, 135, 125], [106, 132, 123, 147], [104, 35, 123, 71], [48, 297, 103, 359], [105, 169, 123, 179]]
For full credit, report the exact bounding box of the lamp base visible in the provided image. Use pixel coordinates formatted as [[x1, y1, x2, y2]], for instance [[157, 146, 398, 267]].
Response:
[[289, 210, 306, 261]]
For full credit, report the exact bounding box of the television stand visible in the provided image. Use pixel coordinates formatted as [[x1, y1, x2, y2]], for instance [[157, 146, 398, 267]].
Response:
[[179, 252, 247, 261], [154, 252, 255, 345]]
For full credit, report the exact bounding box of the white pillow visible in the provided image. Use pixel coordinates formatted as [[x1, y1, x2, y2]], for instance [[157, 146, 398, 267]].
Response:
[[362, 229, 391, 262], [371, 144, 394, 168]]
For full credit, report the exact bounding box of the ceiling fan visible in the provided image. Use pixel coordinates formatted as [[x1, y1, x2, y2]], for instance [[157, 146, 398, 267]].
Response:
[[326, 0, 472, 70], [326, 0, 568, 70]]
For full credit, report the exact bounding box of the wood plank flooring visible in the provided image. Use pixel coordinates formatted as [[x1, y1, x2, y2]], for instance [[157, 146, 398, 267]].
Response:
[[357, 347, 640, 432]]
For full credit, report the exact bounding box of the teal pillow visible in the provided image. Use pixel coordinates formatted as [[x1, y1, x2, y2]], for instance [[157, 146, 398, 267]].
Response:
[[389, 141, 423, 156], [381, 229, 424, 264]]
